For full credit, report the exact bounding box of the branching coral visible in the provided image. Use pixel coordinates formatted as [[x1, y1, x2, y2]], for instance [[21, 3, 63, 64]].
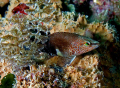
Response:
[[0, 0, 62, 68]]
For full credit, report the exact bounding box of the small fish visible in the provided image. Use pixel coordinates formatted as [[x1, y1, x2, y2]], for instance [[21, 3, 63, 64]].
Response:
[[48, 32, 99, 66]]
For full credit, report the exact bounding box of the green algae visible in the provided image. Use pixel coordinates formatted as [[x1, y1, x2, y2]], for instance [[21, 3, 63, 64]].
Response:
[[0, 74, 16, 88]]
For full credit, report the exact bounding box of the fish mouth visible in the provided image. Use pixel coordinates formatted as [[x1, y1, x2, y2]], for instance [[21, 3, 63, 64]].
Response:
[[91, 41, 100, 48], [91, 41, 99, 46], [91, 43, 99, 45]]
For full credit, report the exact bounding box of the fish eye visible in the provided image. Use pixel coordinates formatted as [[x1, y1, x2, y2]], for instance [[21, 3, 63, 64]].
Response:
[[85, 41, 90, 46]]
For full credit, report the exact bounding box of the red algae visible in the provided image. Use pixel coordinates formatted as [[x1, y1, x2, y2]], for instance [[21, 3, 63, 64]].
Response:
[[12, 3, 29, 15]]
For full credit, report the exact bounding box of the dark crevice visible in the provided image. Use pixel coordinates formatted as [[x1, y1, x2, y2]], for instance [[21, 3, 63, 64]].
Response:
[[0, 2, 10, 17]]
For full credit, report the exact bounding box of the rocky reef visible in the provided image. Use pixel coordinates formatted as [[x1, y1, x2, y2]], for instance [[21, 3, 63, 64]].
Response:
[[0, 0, 120, 88]]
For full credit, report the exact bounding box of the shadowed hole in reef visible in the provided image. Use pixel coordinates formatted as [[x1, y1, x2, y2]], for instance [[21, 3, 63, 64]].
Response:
[[40, 38, 57, 56], [30, 29, 37, 33], [61, 0, 92, 21], [50, 65, 63, 73], [30, 36, 35, 42], [73, 0, 92, 19], [40, 31, 50, 36], [61, 0, 70, 11], [22, 66, 30, 71], [0, 2, 10, 17], [108, 20, 120, 41], [40, 4, 45, 9]]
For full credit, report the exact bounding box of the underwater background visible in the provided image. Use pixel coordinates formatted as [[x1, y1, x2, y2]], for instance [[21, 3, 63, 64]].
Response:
[[0, 0, 120, 88]]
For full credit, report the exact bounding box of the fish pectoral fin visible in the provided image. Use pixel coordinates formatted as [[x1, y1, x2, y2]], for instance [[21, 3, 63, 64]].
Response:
[[64, 56, 76, 66], [57, 56, 76, 67], [56, 48, 63, 57]]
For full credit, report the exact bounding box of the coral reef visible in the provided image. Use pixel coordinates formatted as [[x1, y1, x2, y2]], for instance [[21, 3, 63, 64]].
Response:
[[0, 0, 9, 7], [0, 59, 13, 83], [0, 0, 62, 67], [90, 0, 120, 23], [90, 0, 110, 22], [0, 0, 120, 88], [51, 14, 116, 42], [64, 54, 103, 88], [71, 0, 120, 24], [13, 54, 102, 88], [14, 65, 67, 88], [73, 0, 87, 5]]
